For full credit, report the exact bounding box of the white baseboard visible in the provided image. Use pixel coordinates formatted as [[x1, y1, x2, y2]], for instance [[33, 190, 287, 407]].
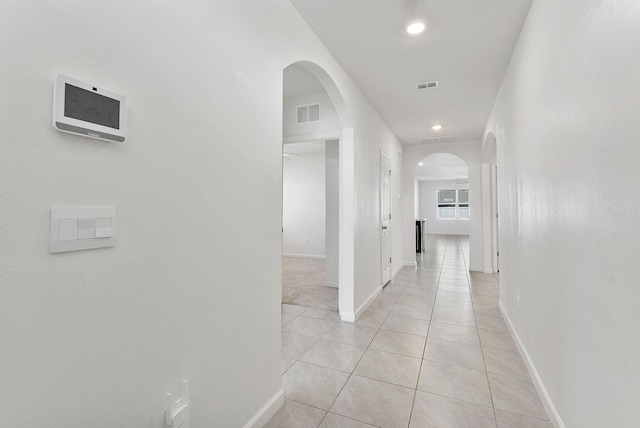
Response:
[[282, 253, 325, 259], [392, 264, 405, 278], [324, 281, 338, 288], [483, 268, 494, 274], [404, 261, 418, 267], [499, 302, 565, 428], [340, 311, 355, 322], [341, 285, 383, 322], [354, 286, 382, 321], [469, 265, 483, 272], [243, 389, 285, 428]]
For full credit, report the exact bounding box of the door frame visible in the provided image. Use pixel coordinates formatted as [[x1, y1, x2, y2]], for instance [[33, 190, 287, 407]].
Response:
[[380, 151, 392, 286], [491, 164, 499, 272]]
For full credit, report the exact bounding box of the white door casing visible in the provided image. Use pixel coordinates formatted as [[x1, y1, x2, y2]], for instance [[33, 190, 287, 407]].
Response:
[[492, 164, 500, 272], [381, 152, 392, 286]]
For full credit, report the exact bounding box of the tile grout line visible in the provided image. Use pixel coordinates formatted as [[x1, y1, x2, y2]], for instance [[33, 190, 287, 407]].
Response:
[[277, 236, 523, 427], [407, 236, 445, 428], [316, 283, 399, 428], [461, 236, 500, 428]]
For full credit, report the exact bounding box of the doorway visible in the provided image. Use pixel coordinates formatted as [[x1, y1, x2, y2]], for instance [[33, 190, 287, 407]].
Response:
[[482, 132, 500, 274], [492, 164, 499, 272], [281, 61, 355, 321], [281, 140, 339, 311], [380, 151, 391, 286], [281, 63, 344, 314], [414, 153, 470, 253]]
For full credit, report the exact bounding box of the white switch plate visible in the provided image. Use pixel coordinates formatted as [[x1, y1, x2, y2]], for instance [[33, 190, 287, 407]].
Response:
[[50, 207, 116, 253], [59, 218, 79, 241], [78, 218, 96, 239]]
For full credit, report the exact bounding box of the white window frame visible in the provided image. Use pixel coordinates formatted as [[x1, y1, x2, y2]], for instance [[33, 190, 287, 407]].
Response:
[[436, 189, 469, 220]]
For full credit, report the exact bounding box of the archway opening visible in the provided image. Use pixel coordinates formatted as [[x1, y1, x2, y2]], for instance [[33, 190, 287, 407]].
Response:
[[281, 62, 355, 320], [414, 153, 469, 258]]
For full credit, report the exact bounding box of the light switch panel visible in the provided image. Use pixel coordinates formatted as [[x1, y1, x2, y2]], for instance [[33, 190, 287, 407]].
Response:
[[50, 207, 116, 253], [78, 218, 96, 239], [59, 219, 79, 241], [95, 218, 112, 238]]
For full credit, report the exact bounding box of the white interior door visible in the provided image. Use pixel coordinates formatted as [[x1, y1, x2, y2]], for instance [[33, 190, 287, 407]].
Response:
[[381, 152, 391, 286]]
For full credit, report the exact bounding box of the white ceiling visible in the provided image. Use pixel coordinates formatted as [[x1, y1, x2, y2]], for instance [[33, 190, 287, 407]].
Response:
[[288, 0, 532, 144]]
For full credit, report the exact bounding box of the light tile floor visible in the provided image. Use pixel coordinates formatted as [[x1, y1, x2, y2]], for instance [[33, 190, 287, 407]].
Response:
[[268, 235, 552, 428]]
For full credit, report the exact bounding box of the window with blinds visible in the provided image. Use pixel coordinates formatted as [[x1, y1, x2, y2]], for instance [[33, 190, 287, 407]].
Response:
[[437, 189, 469, 220]]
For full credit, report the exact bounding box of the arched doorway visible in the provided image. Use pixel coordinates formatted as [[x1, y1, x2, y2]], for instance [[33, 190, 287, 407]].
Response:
[[401, 143, 483, 273], [281, 61, 355, 320], [414, 153, 470, 255]]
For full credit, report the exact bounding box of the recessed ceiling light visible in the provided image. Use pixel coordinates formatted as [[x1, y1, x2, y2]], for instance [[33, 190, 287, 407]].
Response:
[[406, 22, 426, 35], [432, 124, 443, 131], [418, 162, 424, 166]]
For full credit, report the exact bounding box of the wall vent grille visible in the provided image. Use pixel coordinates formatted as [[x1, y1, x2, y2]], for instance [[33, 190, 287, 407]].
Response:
[[418, 135, 456, 144], [416, 81, 439, 90], [296, 103, 321, 123]]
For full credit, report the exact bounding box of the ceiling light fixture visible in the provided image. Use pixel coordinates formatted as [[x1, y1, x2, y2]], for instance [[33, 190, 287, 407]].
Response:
[[418, 162, 424, 166], [432, 124, 443, 131], [406, 21, 426, 35]]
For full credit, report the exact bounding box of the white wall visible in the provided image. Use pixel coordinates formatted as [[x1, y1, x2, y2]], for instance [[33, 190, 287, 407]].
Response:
[[418, 180, 470, 236], [402, 142, 483, 270], [325, 139, 339, 286], [354, 124, 405, 314], [0, 0, 404, 426], [282, 145, 325, 257], [482, 0, 640, 426]]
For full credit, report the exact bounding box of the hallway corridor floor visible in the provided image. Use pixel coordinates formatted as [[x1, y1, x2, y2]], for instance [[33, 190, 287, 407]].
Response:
[[267, 235, 552, 428]]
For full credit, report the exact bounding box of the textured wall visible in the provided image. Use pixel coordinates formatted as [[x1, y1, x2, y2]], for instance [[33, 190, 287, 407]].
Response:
[[483, 0, 640, 426], [0, 1, 405, 425], [283, 147, 326, 257]]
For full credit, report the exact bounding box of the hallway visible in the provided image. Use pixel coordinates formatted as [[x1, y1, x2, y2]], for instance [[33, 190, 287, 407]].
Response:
[[269, 235, 551, 427]]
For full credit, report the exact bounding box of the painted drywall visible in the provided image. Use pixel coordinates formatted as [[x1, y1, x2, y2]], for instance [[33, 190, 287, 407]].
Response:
[[282, 144, 326, 257], [402, 143, 483, 270], [0, 0, 405, 425], [283, 91, 341, 141], [417, 180, 470, 236], [482, 0, 640, 426], [353, 123, 405, 313], [325, 139, 339, 286]]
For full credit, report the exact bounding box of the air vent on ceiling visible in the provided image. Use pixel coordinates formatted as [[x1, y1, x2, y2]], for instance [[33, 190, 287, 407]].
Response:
[[418, 135, 456, 144], [416, 81, 439, 90]]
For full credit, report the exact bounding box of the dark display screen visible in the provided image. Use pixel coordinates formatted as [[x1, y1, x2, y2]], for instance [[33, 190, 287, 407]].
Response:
[[64, 83, 120, 129]]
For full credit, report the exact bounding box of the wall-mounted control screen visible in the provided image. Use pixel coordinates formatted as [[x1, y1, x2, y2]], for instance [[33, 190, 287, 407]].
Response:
[[53, 75, 126, 142]]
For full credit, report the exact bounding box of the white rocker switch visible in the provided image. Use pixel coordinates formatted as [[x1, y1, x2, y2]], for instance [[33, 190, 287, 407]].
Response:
[[95, 218, 112, 238], [58, 219, 79, 241], [50, 207, 116, 253]]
